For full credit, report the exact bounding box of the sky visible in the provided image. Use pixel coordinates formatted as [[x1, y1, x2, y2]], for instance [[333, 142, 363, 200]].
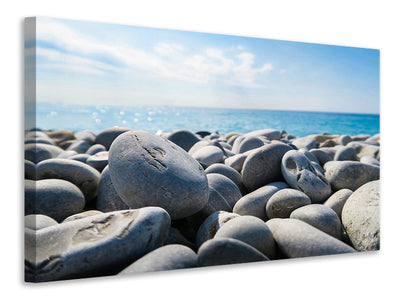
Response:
[[28, 17, 380, 114]]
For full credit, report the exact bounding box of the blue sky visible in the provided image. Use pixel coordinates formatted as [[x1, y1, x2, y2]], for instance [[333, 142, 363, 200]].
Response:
[[30, 17, 380, 114]]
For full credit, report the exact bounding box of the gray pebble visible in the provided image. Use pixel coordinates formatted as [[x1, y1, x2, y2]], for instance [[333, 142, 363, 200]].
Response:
[[309, 149, 333, 166], [191, 146, 224, 168], [96, 165, 129, 212], [86, 151, 109, 172], [95, 127, 131, 150], [224, 153, 248, 173], [342, 180, 380, 251], [25, 214, 58, 230], [233, 182, 288, 220], [266, 188, 311, 219], [324, 161, 380, 191], [119, 244, 197, 274], [242, 143, 292, 191], [266, 218, 356, 258], [36, 158, 101, 204], [324, 189, 353, 220], [86, 144, 107, 155], [205, 163, 246, 194], [290, 204, 342, 240], [25, 179, 85, 222], [334, 146, 358, 161], [197, 238, 269, 267], [167, 129, 201, 152], [66, 139, 93, 154], [236, 136, 265, 154], [69, 153, 90, 163], [25, 143, 64, 164], [214, 215, 276, 259]]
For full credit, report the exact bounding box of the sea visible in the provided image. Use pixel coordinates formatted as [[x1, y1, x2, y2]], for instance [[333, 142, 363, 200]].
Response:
[[33, 102, 380, 137]]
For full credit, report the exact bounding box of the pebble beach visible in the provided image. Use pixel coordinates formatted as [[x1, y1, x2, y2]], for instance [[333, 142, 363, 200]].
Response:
[[24, 127, 380, 282]]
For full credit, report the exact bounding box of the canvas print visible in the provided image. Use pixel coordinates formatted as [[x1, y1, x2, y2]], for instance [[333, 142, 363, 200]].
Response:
[[24, 17, 380, 283]]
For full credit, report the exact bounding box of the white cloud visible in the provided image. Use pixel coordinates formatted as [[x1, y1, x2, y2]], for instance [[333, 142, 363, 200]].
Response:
[[35, 18, 273, 88]]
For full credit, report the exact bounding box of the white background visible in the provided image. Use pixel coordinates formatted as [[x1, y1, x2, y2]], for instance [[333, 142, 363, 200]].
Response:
[[2, 0, 399, 298]]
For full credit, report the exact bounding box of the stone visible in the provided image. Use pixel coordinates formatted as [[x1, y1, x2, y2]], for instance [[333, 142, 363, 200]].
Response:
[[197, 238, 269, 267], [75, 130, 96, 143], [119, 244, 197, 274], [25, 207, 171, 282], [266, 218, 356, 258], [342, 180, 380, 251], [347, 142, 380, 159], [86, 151, 109, 172], [242, 143, 292, 191], [214, 215, 276, 259], [266, 189, 311, 219], [62, 210, 103, 223], [36, 158, 101, 204], [67, 138, 95, 154], [24, 143, 64, 164], [298, 148, 319, 164], [291, 136, 317, 150], [224, 153, 248, 173], [25, 159, 36, 180], [25, 214, 58, 230], [351, 134, 371, 141], [231, 135, 246, 153], [233, 182, 288, 220], [360, 156, 380, 166], [324, 189, 353, 220], [191, 146, 224, 168], [95, 127, 131, 150], [281, 150, 331, 203], [25, 179, 85, 222], [236, 136, 265, 154], [25, 137, 55, 145], [86, 144, 106, 155], [197, 174, 242, 218], [46, 130, 76, 146], [205, 163, 246, 194], [324, 161, 380, 191], [244, 129, 281, 140], [96, 165, 129, 212], [338, 135, 352, 146], [290, 204, 342, 240], [166, 129, 201, 152], [195, 211, 240, 247], [309, 149, 332, 166], [334, 146, 358, 161], [108, 130, 209, 220], [196, 131, 211, 138]]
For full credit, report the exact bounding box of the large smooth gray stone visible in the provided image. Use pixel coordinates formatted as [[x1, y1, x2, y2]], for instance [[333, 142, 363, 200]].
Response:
[[205, 163, 246, 194], [324, 161, 380, 191], [342, 180, 380, 251], [198, 174, 242, 217], [25, 179, 85, 222], [290, 204, 342, 240], [119, 244, 197, 274], [95, 127, 131, 150], [242, 143, 292, 191], [196, 211, 240, 247], [75, 130, 96, 143], [36, 158, 101, 204], [191, 146, 224, 168], [292, 136, 317, 150], [166, 129, 201, 152], [25, 207, 170, 282], [24, 143, 64, 164], [324, 189, 353, 220], [224, 153, 248, 173], [266, 189, 311, 219], [108, 130, 209, 220], [233, 182, 288, 220], [214, 215, 275, 259], [281, 150, 331, 203], [86, 151, 109, 172], [338, 135, 352, 146], [266, 218, 356, 258], [96, 165, 129, 212], [334, 146, 358, 161], [25, 214, 58, 230], [197, 238, 269, 267]]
